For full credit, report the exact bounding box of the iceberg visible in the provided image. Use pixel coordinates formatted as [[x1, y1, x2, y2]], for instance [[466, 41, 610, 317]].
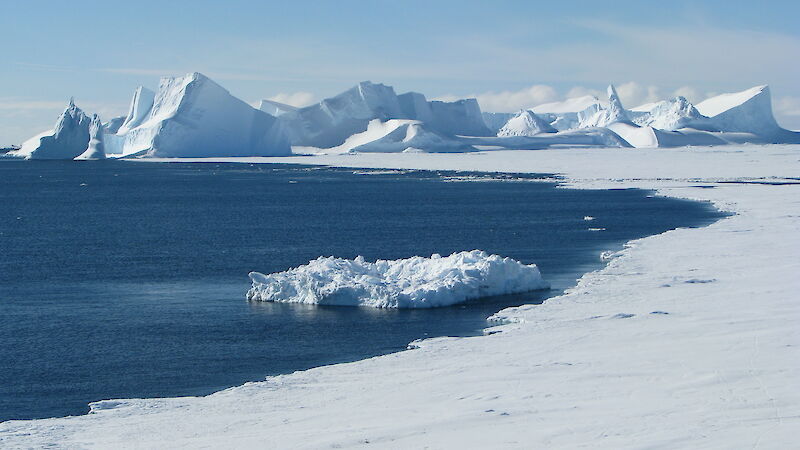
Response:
[[105, 73, 291, 157], [579, 85, 631, 128], [247, 250, 549, 308], [278, 81, 491, 148], [497, 110, 557, 137], [482, 112, 516, 134], [117, 86, 155, 135], [696, 86, 800, 142], [10, 99, 91, 160], [74, 115, 107, 160], [258, 99, 297, 117], [279, 81, 406, 148], [426, 98, 492, 137], [631, 96, 711, 131], [332, 119, 477, 153]]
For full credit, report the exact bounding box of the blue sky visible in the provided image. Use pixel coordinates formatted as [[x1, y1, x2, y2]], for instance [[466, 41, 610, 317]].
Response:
[[2, 0, 799, 144]]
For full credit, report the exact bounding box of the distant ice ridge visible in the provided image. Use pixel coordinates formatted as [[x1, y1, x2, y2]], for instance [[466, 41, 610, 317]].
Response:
[[278, 81, 491, 148], [247, 250, 549, 308]]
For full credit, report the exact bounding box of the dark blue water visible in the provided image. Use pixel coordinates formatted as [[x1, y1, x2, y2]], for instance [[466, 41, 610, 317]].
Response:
[[0, 161, 724, 421]]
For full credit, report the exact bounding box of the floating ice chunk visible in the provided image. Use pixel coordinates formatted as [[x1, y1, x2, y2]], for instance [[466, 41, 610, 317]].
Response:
[[247, 250, 549, 308]]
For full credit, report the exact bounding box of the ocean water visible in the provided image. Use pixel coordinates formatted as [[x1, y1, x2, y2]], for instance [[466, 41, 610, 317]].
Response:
[[0, 161, 724, 421]]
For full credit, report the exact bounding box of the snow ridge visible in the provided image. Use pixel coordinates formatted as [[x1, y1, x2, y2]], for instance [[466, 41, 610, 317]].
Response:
[[247, 250, 549, 308]]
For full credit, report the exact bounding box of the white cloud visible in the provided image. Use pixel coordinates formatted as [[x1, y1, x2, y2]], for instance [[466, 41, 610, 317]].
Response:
[[615, 82, 662, 108], [565, 86, 603, 100], [267, 92, 316, 107], [434, 85, 558, 113]]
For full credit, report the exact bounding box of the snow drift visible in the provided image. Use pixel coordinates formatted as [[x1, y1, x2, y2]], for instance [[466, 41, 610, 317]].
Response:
[[247, 250, 549, 308]]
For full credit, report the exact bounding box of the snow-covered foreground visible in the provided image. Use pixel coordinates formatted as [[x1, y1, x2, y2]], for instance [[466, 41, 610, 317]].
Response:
[[3, 145, 799, 448], [247, 250, 548, 308]]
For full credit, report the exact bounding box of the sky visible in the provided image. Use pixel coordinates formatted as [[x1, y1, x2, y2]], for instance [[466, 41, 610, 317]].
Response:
[[1, 0, 799, 144]]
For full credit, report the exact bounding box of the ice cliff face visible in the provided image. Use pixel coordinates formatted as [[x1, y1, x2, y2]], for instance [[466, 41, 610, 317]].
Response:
[[695, 86, 796, 140], [75, 115, 107, 160], [13, 99, 91, 160], [497, 110, 557, 137], [247, 250, 549, 308], [427, 98, 492, 137], [107, 73, 291, 157], [258, 99, 298, 117], [117, 87, 155, 135]]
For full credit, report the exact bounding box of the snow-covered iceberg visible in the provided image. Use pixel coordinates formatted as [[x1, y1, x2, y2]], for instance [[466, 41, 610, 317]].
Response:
[[247, 250, 549, 308], [579, 85, 631, 128], [104, 73, 291, 157], [10, 99, 91, 159], [696, 86, 799, 142], [332, 119, 477, 153], [497, 110, 557, 137], [630, 96, 711, 131]]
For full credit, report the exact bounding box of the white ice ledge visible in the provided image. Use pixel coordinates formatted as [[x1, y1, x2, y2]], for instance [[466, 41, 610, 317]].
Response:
[[247, 250, 549, 308]]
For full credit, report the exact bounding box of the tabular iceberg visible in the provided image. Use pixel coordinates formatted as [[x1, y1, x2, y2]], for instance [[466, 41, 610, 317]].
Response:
[[247, 250, 549, 308]]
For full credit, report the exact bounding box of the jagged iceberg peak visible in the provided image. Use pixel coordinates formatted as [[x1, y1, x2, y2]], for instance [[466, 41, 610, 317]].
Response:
[[633, 96, 710, 130], [11, 99, 92, 159], [578, 85, 631, 128], [75, 114, 107, 160], [497, 109, 557, 137], [606, 84, 630, 124]]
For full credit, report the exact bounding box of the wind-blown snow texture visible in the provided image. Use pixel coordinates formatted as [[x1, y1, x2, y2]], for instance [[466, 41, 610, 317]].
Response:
[[247, 250, 549, 308], [4, 146, 797, 449]]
